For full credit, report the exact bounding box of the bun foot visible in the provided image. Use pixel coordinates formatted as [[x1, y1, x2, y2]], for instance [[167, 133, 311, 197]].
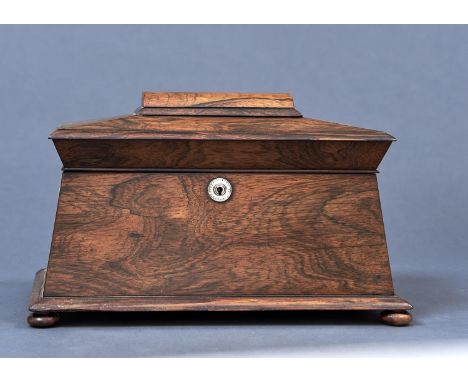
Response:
[[380, 310, 412, 326], [28, 312, 60, 328]]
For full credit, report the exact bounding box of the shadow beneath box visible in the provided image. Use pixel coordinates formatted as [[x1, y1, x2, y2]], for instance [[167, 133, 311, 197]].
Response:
[[57, 309, 381, 328]]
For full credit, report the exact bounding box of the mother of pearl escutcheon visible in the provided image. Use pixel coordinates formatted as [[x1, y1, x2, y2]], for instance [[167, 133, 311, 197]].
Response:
[[207, 177, 232, 202]]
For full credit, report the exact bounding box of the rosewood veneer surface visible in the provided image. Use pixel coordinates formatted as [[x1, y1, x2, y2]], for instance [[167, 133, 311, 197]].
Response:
[[28, 92, 412, 327], [44, 172, 393, 297]]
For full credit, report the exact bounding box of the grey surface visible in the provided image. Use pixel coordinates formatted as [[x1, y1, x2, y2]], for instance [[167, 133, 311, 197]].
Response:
[[1, 25, 467, 357]]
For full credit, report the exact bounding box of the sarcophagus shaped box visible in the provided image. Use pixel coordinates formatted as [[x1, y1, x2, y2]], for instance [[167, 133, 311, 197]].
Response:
[[28, 92, 412, 327]]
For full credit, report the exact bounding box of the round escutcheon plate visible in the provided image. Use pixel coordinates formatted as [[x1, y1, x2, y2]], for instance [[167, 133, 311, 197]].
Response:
[[207, 177, 232, 202]]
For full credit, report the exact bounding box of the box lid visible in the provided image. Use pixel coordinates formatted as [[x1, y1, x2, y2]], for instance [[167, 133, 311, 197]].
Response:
[[49, 92, 395, 171]]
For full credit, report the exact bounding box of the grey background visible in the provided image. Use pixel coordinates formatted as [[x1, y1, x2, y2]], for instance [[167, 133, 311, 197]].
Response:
[[1, 25, 467, 357]]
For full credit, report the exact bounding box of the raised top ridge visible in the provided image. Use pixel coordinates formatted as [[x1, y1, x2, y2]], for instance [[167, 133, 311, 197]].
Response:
[[142, 92, 294, 108]]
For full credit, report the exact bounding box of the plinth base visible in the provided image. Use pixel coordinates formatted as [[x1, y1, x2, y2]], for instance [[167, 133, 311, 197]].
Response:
[[28, 269, 413, 327]]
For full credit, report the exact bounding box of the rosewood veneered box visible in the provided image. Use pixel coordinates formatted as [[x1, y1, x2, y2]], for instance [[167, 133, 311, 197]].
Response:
[[28, 92, 412, 327]]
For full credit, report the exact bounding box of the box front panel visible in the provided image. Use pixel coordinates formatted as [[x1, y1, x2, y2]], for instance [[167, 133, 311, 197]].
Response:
[[44, 172, 393, 297]]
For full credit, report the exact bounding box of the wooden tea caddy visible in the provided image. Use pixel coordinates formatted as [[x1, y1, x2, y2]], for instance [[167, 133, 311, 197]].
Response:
[[28, 92, 412, 327]]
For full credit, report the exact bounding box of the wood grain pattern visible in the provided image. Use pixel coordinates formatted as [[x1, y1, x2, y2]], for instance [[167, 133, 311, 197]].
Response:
[[28, 92, 412, 325], [44, 172, 393, 297], [50, 115, 395, 141], [53, 139, 391, 170], [142, 92, 294, 108], [32, 270, 412, 312], [136, 107, 302, 117], [50, 115, 394, 169]]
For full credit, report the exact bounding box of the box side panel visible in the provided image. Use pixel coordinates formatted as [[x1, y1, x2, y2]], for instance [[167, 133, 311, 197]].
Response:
[[44, 172, 394, 297]]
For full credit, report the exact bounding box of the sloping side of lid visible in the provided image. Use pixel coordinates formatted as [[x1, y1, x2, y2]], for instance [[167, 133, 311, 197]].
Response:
[[137, 92, 302, 117], [50, 114, 395, 141], [50, 116, 395, 171], [49, 92, 395, 170]]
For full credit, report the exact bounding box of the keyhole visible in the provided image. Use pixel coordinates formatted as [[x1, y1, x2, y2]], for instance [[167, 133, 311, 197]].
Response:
[[208, 178, 231, 202]]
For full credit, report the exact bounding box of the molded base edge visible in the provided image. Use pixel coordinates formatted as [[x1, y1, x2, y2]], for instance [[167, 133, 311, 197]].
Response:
[[29, 268, 413, 315]]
